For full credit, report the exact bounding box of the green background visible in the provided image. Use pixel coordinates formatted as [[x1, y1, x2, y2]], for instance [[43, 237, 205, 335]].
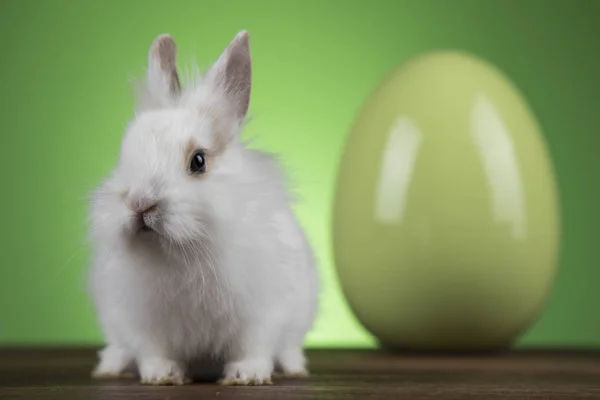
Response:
[[0, 0, 598, 348]]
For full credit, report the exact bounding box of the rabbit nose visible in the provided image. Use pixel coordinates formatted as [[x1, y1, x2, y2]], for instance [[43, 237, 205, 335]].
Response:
[[127, 193, 158, 215], [135, 202, 157, 215]]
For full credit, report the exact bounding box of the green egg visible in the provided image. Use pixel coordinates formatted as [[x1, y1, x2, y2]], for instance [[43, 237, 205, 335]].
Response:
[[332, 51, 560, 351]]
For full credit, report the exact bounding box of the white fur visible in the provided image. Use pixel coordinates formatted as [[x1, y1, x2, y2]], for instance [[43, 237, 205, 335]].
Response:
[[87, 31, 319, 386]]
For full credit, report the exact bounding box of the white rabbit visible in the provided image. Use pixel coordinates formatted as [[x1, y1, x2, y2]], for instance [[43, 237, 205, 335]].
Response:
[[87, 30, 319, 386]]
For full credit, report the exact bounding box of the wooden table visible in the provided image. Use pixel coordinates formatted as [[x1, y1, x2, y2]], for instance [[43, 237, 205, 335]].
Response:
[[1, 348, 599, 399]]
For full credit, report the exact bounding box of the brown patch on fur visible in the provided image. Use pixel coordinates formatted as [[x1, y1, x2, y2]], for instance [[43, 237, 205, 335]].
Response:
[[197, 103, 236, 158], [180, 31, 252, 175], [182, 107, 237, 179], [151, 34, 181, 95]]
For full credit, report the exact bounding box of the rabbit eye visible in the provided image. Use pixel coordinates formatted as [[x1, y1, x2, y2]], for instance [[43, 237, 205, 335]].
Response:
[[190, 151, 206, 174]]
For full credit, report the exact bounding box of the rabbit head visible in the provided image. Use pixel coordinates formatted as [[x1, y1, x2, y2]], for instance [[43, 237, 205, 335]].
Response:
[[90, 31, 254, 249]]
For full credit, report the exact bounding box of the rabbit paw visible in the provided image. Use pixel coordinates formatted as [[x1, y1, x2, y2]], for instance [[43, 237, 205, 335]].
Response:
[[139, 357, 190, 386], [219, 358, 273, 386], [91, 345, 135, 379], [274, 347, 309, 378]]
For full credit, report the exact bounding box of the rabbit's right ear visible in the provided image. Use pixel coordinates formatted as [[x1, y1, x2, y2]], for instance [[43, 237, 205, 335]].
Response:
[[145, 34, 181, 106]]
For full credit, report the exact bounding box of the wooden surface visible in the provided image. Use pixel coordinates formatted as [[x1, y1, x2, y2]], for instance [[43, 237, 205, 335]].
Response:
[[1, 348, 600, 399]]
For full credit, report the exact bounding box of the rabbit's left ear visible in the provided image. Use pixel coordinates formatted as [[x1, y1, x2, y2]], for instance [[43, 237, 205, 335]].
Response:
[[146, 34, 181, 105], [204, 31, 251, 120]]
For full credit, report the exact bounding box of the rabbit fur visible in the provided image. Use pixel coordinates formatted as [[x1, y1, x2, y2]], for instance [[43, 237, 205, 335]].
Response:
[[87, 31, 319, 386]]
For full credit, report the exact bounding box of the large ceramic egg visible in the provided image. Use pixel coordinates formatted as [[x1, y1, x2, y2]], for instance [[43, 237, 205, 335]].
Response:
[[332, 51, 560, 351]]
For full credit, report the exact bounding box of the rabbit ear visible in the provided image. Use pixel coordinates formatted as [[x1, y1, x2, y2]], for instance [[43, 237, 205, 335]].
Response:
[[146, 34, 181, 105], [204, 30, 251, 119]]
